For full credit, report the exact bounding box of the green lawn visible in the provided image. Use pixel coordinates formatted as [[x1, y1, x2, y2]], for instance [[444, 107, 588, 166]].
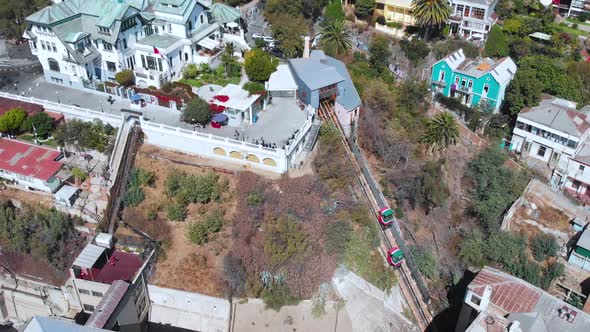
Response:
[[17, 134, 58, 148], [553, 23, 588, 36], [567, 18, 590, 27]]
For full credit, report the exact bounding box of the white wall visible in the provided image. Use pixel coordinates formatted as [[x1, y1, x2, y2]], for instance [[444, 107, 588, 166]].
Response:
[[72, 279, 111, 313]]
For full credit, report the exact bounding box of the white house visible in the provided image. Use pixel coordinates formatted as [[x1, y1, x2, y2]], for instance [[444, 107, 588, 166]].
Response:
[[0, 139, 63, 193], [447, 0, 499, 39], [510, 95, 590, 201], [24, 0, 244, 89]]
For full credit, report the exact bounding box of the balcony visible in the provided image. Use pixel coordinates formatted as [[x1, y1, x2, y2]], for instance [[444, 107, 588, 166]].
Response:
[[455, 85, 472, 94], [432, 79, 447, 87]]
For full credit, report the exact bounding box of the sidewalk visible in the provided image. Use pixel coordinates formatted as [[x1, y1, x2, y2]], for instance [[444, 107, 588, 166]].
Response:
[[11, 73, 189, 129]]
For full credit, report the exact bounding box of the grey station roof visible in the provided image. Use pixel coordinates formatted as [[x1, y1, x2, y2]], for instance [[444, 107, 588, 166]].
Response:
[[577, 228, 590, 250], [73, 243, 106, 269], [288, 54, 344, 91], [518, 95, 590, 138], [311, 51, 361, 111]]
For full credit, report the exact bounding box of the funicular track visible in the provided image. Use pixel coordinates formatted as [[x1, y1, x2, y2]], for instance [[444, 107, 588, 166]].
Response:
[[317, 102, 433, 331], [101, 119, 143, 234]]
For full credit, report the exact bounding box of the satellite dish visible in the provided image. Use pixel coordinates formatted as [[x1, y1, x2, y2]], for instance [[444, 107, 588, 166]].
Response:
[[540, 0, 552, 7]]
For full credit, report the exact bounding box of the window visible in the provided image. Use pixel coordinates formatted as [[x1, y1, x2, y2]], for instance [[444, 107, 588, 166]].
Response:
[[567, 140, 577, 149], [439, 70, 445, 81], [468, 80, 473, 88], [483, 84, 489, 94], [141, 54, 146, 68], [106, 61, 116, 72], [573, 180, 581, 189], [144, 25, 153, 36], [516, 121, 525, 129], [188, 21, 192, 31], [167, 24, 172, 32], [91, 291, 103, 297], [83, 304, 95, 312], [471, 8, 485, 20], [30, 41, 37, 49], [79, 289, 90, 295], [461, 78, 466, 87], [51, 42, 57, 52], [123, 38, 127, 49], [538, 146, 547, 157], [121, 18, 137, 32], [579, 165, 585, 173], [454, 76, 460, 84], [200, 15, 204, 24], [40, 41, 46, 50], [154, 26, 159, 34], [455, 5, 464, 16], [524, 141, 531, 152], [470, 294, 481, 306], [103, 42, 113, 51], [48, 58, 60, 72], [98, 26, 110, 35], [376, 3, 385, 10], [464, 6, 470, 17]]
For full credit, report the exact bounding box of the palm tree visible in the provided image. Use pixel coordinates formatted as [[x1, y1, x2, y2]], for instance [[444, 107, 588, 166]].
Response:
[[221, 42, 236, 75], [420, 112, 459, 155], [320, 20, 353, 57], [411, 0, 451, 40]]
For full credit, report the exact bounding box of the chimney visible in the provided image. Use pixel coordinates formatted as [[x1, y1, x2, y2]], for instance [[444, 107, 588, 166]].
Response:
[[480, 286, 493, 312], [303, 36, 310, 58]]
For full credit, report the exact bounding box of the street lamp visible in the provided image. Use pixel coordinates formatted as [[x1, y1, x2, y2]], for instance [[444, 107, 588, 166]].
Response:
[[242, 128, 245, 142], [99, 100, 104, 113], [56, 91, 60, 104], [13, 83, 18, 96]]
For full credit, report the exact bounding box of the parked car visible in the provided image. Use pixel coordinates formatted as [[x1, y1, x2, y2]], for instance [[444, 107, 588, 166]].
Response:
[[252, 33, 263, 39], [267, 48, 285, 59], [263, 36, 275, 43]]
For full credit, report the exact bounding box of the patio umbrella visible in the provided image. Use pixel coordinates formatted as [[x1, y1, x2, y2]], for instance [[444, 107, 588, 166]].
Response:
[[212, 113, 229, 123], [213, 95, 230, 102], [210, 103, 226, 113], [130, 94, 141, 102]]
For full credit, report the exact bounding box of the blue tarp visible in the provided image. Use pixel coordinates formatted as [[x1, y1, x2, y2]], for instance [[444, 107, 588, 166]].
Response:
[[130, 94, 141, 102], [212, 113, 228, 122]]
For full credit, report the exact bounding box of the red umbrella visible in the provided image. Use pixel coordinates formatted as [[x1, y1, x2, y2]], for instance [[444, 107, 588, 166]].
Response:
[[209, 103, 226, 113], [213, 95, 229, 102]]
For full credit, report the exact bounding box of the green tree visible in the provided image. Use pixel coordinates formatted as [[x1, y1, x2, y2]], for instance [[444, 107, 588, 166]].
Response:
[[520, 55, 583, 103], [221, 42, 238, 76], [460, 230, 486, 267], [261, 283, 301, 311], [541, 262, 564, 290], [22, 112, 54, 139], [320, 20, 353, 57], [354, 0, 375, 19], [269, 14, 309, 58], [411, 0, 451, 40], [323, 0, 345, 26], [71, 167, 87, 182], [420, 112, 459, 155], [530, 233, 559, 261], [0, 0, 48, 39], [115, 70, 135, 87], [0, 108, 27, 133], [369, 35, 392, 74], [484, 26, 509, 57], [505, 68, 543, 115], [265, 0, 303, 17], [400, 38, 430, 66], [414, 160, 449, 211], [183, 97, 211, 124], [244, 48, 278, 82]]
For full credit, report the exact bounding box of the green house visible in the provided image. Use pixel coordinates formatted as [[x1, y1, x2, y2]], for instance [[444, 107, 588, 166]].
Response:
[[430, 49, 517, 113]]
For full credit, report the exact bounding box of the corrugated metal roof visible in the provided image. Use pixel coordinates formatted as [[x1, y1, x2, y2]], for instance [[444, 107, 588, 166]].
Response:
[[311, 51, 361, 111], [73, 244, 106, 269], [518, 95, 589, 138], [86, 280, 130, 328], [288, 54, 344, 91]]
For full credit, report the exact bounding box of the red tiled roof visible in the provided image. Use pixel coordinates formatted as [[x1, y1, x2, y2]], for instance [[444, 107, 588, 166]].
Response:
[[45, 111, 65, 123], [469, 267, 542, 313], [0, 139, 62, 181], [0, 96, 43, 117], [93, 250, 143, 284]]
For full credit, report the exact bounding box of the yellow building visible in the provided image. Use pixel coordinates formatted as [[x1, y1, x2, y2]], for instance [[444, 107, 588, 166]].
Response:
[[375, 0, 416, 26]]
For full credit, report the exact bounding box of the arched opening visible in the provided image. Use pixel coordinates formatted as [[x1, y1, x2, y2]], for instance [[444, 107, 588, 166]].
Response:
[[262, 158, 277, 167], [229, 151, 242, 159], [48, 58, 60, 72], [213, 147, 226, 156], [246, 154, 260, 163]]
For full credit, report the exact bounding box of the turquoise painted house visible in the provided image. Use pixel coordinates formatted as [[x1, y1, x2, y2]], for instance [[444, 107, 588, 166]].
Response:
[[430, 49, 517, 113]]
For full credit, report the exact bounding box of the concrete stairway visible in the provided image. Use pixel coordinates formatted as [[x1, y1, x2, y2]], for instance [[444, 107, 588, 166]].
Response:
[[304, 119, 321, 152]]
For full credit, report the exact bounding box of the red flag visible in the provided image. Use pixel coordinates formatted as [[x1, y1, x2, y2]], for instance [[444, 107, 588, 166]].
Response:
[[153, 46, 165, 59]]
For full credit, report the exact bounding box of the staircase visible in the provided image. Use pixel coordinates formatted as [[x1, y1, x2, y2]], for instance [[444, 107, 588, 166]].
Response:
[[304, 118, 322, 152]]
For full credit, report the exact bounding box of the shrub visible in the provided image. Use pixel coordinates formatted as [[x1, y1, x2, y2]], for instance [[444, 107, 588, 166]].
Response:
[[186, 211, 226, 245], [324, 220, 352, 256], [148, 85, 157, 90], [243, 81, 266, 95], [223, 255, 247, 296], [0, 108, 27, 133], [115, 70, 135, 87], [71, 167, 88, 182], [531, 233, 559, 261], [376, 16, 386, 25], [386, 21, 402, 29], [136, 168, 155, 186], [166, 202, 187, 221], [540, 262, 564, 290], [408, 245, 437, 279], [124, 186, 145, 207], [261, 283, 301, 311], [400, 38, 430, 66], [247, 191, 264, 206], [484, 25, 509, 57], [263, 217, 310, 266]]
